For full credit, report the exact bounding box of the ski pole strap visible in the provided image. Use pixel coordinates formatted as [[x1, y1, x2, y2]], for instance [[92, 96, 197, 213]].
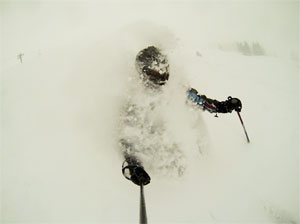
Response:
[[140, 185, 148, 224]]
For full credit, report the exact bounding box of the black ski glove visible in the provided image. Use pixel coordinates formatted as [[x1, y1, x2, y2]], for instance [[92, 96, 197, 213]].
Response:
[[187, 88, 242, 113], [221, 96, 242, 113], [122, 156, 151, 186]]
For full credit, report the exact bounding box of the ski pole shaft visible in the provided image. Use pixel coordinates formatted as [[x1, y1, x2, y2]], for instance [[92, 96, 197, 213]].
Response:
[[140, 185, 147, 224], [237, 111, 250, 143]]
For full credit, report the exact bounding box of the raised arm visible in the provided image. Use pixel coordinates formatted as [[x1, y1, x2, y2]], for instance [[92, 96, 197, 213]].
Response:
[[187, 88, 242, 114]]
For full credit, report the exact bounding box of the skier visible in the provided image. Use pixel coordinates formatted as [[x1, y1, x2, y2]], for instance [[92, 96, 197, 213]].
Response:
[[120, 46, 242, 186]]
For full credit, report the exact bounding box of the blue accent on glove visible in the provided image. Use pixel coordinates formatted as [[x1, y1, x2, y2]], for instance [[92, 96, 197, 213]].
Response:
[[188, 92, 204, 104], [188, 92, 218, 113]]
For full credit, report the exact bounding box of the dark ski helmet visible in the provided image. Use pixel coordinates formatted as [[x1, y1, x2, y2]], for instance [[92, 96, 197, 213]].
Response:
[[135, 46, 169, 86]]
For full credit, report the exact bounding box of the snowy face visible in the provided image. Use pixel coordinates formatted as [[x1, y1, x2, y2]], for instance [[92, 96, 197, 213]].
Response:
[[141, 63, 169, 86], [135, 46, 170, 87]]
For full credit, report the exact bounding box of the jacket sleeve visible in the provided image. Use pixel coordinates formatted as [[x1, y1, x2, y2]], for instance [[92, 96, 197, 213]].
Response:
[[187, 88, 228, 113]]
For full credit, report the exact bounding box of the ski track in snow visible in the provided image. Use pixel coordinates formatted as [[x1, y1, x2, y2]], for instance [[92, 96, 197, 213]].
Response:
[[1, 1, 298, 224]]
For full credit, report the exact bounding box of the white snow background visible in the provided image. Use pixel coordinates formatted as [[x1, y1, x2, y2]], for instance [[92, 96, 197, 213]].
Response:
[[1, 1, 299, 223]]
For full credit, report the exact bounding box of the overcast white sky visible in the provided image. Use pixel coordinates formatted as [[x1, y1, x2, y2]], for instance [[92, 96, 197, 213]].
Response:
[[1, 0, 299, 59]]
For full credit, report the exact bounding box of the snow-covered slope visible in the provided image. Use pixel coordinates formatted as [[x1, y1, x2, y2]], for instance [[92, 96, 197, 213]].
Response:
[[1, 1, 298, 223]]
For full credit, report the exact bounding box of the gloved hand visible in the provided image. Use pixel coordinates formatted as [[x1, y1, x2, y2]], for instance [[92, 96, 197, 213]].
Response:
[[225, 96, 242, 112], [122, 157, 151, 186]]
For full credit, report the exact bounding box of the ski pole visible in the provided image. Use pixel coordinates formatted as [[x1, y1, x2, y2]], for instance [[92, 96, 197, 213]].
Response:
[[140, 185, 147, 224], [236, 111, 250, 143]]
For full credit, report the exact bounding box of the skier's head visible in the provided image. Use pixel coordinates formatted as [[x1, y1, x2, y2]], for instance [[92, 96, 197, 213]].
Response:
[[135, 46, 169, 87]]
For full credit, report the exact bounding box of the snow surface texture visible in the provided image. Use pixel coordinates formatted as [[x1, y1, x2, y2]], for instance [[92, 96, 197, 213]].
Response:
[[1, 1, 299, 224]]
